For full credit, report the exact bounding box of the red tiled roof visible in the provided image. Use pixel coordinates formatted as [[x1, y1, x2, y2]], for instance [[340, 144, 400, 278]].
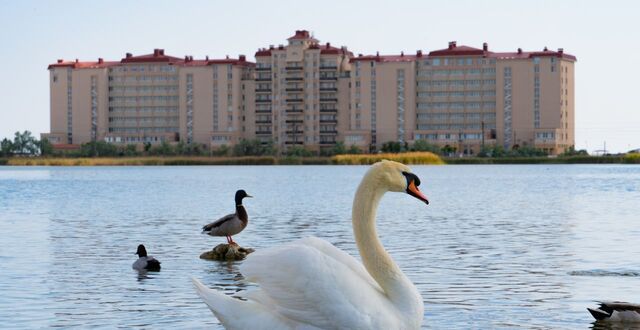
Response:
[[489, 49, 576, 61], [48, 60, 119, 70], [288, 30, 313, 40], [120, 49, 183, 63], [427, 42, 576, 61], [350, 53, 417, 63], [50, 50, 255, 70], [428, 42, 487, 57], [255, 49, 272, 57]]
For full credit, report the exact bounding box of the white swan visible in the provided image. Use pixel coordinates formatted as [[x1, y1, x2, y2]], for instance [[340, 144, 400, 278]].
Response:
[[192, 160, 429, 329]]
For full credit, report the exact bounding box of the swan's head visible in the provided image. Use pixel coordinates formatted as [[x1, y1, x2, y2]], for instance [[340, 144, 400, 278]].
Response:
[[371, 160, 429, 204], [136, 244, 148, 257]]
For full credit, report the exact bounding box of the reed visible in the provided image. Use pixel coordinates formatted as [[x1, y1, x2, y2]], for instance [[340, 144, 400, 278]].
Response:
[[332, 152, 444, 165], [624, 153, 640, 164], [5, 156, 278, 166]]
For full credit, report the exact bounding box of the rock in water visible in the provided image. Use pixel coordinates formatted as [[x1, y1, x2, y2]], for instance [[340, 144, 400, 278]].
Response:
[[200, 243, 255, 261]]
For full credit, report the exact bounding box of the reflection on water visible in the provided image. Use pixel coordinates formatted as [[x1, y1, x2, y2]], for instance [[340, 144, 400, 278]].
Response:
[[570, 270, 640, 277], [0, 165, 639, 329]]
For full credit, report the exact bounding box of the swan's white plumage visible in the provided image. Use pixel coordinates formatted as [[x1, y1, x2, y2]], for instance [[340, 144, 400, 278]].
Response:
[[193, 161, 425, 329]]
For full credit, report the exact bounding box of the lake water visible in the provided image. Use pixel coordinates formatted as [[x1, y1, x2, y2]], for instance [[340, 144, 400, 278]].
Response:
[[0, 165, 639, 329]]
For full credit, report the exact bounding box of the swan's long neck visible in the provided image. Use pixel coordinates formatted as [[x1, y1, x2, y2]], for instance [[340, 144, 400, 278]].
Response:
[[352, 172, 422, 313]]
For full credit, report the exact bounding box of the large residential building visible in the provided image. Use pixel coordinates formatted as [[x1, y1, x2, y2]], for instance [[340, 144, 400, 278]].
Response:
[[45, 31, 576, 155], [45, 49, 253, 147]]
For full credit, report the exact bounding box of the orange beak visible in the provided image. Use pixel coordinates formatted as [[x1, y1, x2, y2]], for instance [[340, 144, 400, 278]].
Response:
[[407, 180, 429, 205]]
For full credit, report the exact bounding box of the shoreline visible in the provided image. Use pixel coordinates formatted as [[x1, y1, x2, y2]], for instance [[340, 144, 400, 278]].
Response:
[[1, 154, 638, 166]]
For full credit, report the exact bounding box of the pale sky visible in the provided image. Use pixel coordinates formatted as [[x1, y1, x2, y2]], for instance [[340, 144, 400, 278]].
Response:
[[1, 0, 638, 153]]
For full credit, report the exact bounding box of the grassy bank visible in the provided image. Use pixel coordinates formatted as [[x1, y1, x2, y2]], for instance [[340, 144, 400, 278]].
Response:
[[2, 152, 444, 166], [446, 155, 640, 164], [332, 152, 444, 165], [2, 153, 638, 166], [4, 156, 279, 166]]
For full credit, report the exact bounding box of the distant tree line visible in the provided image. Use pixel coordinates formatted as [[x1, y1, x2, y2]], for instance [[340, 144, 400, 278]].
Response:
[[1, 131, 589, 159], [0, 131, 52, 157]]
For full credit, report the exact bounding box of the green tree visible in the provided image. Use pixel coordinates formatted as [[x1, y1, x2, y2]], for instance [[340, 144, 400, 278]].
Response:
[[381, 141, 403, 153], [411, 139, 440, 154], [331, 141, 347, 155], [212, 144, 230, 156], [233, 139, 276, 156], [1, 138, 14, 157], [441, 145, 457, 156], [285, 146, 312, 157], [561, 146, 588, 157], [79, 141, 118, 157], [38, 139, 54, 156], [12, 131, 39, 155], [150, 141, 175, 156], [347, 144, 362, 154]]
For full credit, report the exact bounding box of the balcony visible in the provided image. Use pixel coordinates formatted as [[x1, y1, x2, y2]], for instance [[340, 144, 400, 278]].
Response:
[[285, 77, 303, 81], [255, 108, 272, 113], [320, 119, 337, 123], [255, 88, 272, 93], [285, 141, 304, 145], [286, 98, 304, 103], [286, 130, 304, 135], [285, 66, 303, 71], [320, 87, 338, 92], [286, 108, 303, 113], [319, 98, 338, 102], [286, 119, 303, 124], [255, 67, 272, 71], [285, 88, 303, 92], [255, 120, 272, 124], [319, 65, 338, 70], [256, 131, 272, 135], [319, 76, 338, 81], [320, 108, 337, 113], [319, 130, 338, 134], [255, 99, 272, 103], [320, 140, 337, 145], [255, 77, 272, 82]]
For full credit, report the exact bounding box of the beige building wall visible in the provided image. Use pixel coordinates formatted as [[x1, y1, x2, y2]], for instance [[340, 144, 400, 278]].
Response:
[[496, 51, 575, 154], [46, 36, 575, 156], [253, 31, 352, 152]]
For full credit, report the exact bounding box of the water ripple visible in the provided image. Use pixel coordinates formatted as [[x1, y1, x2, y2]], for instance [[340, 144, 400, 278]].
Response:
[[0, 165, 639, 329]]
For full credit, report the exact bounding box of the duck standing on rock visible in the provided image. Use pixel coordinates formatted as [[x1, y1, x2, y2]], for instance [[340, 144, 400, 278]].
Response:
[[202, 190, 252, 245], [132, 244, 161, 271]]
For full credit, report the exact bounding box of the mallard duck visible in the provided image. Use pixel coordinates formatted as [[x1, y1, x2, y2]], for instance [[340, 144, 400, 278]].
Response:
[[132, 244, 161, 271], [588, 301, 640, 322], [202, 190, 252, 245], [193, 161, 429, 329]]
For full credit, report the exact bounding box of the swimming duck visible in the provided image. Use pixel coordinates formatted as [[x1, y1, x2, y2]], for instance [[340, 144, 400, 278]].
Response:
[[193, 161, 429, 329], [132, 244, 161, 271], [588, 301, 640, 322], [202, 190, 252, 245]]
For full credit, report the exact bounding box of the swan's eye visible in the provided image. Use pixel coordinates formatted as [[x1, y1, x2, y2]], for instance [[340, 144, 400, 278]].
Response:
[[401, 171, 420, 186]]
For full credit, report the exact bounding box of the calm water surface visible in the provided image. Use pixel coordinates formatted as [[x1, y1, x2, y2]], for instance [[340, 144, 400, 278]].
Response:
[[0, 165, 639, 329]]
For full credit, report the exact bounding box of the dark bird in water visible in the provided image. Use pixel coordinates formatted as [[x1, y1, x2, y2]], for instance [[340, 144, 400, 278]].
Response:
[[588, 301, 640, 322], [202, 190, 252, 245], [132, 244, 161, 271]]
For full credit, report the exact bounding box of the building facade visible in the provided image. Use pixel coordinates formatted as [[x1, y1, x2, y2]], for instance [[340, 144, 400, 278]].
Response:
[[45, 31, 575, 155], [45, 49, 253, 148]]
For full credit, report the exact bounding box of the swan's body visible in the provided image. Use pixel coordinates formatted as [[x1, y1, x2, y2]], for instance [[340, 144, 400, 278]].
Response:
[[193, 161, 429, 329], [588, 301, 640, 322], [202, 190, 252, 244], [132, 244, 161, 271]]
